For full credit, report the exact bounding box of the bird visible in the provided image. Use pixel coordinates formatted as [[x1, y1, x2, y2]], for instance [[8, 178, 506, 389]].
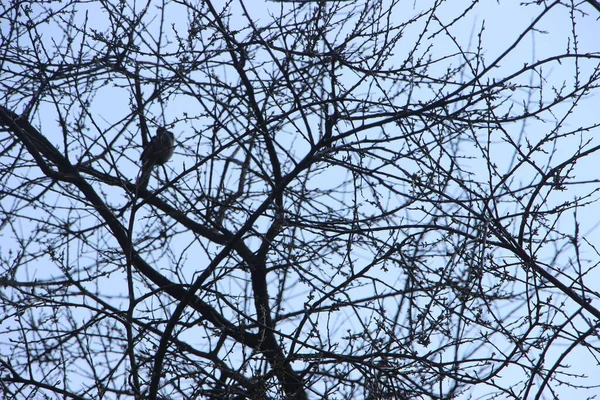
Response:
[[137, 127, 175, 190]]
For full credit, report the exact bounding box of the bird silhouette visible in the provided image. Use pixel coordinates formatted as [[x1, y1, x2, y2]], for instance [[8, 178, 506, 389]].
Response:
[[137, 127, 175, 190]]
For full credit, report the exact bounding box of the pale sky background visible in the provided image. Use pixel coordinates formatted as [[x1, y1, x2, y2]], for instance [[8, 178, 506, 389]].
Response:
[[2, 0, 600, 399]]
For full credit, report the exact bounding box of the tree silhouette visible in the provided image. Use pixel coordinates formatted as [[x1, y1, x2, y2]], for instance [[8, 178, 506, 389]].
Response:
[[1, 1, 600, 399]]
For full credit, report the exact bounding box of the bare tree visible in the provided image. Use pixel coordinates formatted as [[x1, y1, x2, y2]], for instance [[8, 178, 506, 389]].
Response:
[[1, 0, 600, 399]]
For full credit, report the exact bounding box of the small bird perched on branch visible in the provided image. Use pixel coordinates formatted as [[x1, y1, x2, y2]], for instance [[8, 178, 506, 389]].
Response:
[[137, 127, 175, 190]]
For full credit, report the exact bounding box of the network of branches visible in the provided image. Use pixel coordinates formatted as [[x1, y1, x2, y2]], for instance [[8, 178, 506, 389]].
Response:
[[1, 0, 600, 399]]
